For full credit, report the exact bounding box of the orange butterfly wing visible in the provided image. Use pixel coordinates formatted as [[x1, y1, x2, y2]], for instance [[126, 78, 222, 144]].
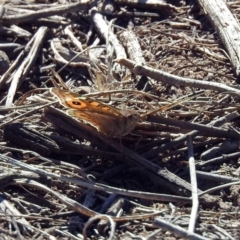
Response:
[[50, 88, 123, 117], [50, 88, 139, 136]]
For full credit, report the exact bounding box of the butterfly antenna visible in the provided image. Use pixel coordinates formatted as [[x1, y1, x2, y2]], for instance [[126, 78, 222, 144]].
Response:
[[50, 69, 68, 90]]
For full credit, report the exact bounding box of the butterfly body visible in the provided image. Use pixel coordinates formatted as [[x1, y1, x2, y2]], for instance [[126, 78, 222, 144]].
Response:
[[50, 88, 139, 137]]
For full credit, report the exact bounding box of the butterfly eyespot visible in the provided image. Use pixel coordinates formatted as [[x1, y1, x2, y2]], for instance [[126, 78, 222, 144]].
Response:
[[72, 101, 81, 105]]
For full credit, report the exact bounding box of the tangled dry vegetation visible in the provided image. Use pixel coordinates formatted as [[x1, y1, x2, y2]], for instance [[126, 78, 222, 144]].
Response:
[[1, 0, 240, 239]]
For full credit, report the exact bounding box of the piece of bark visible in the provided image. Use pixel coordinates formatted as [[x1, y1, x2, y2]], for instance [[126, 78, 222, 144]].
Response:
[[119, 30, 145, 65], [200, 139, 239, 160], [114, 0, 178, 13], [1, 1, 90, 24], [119, 30, 146, 85], [51, 38, 90, 67], [64, 25, 83, 51], [5, 26, 48, 107], [117, 58, 240, 95], [197, 0, 240, 81], [3, 123, 60, 156], [90, 8, 130, 80]]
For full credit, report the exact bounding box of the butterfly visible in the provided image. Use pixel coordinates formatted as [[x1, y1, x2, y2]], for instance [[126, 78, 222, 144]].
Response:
[[50, 88, 140, 137], [50, 88, 204, 137]]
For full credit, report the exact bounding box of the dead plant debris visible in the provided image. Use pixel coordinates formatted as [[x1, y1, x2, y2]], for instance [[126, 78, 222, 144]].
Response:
[[0, 0, 240, 239]]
